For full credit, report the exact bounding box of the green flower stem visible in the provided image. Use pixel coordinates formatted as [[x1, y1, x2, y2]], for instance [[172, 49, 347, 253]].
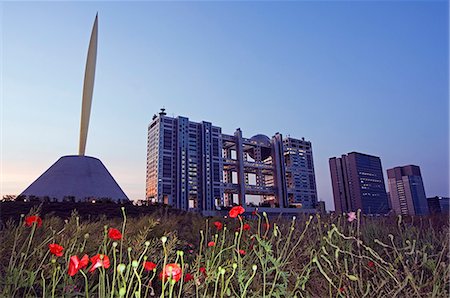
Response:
[[177, 252, 185, 298], [241, 265, 257, 298], [125, 248, 133, 282], [199, 230, 204, 261], [111, 247, 118, 298], [217, 226, 227, 266], [160, 237, 168, 298], [219, 269, 225, 298], [35, 250, 50, 276], [236, 216, 244, 293], [133, 268, 142, 298], [222, 264, 237, 298], [268, 269, 280, 297], [51, 263, 57, 298], [168, 280, 175, 298], [254, 240, 267, 297], [263, 212, 270, 239], [211, 245, 235, 267], [279, 217, 296, 260], [204, 219, 209, 249], [137, 244, 150, 266], [40, 270, 46, 298], [80, 270, 89, 298], [98, 226, 108, 255], [80, 236, 87, 253], [98, 268, 103, 297], [285, 216, 312, 261], [15, 222, 38, 291], [312, 256, 337, 289], [22, 233, 55, 264], [212, 268, 221, 298], [118, 269, 127, 293], [256, 213, 262, 237], [127, 269, 137, 297], [236, 216, 244, 256], [8, 223, 23, 271], [317, 214, 323, 239], [195, 230, 204, 298], [120, 207, 127, 264]]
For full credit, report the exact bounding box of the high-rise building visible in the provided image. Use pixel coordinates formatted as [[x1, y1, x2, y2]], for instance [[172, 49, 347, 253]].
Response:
[[427, 196, 442, 214], [387, 165, 429, 216], [438, 197, 450, 213], [146, 110, 318, 215], [329, 152, 389, 215]]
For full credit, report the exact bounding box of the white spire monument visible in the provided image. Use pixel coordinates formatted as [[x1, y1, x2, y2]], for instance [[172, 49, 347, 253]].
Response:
[[19, 14, 129, 203]]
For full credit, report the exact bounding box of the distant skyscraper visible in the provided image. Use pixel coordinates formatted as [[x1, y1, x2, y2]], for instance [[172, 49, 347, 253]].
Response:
[[329, 152, 389, 215], [438, 197, 450, 213], [427, 196, 442, 214], [387, 165, 429, 216], [146, 110, 318, 215]]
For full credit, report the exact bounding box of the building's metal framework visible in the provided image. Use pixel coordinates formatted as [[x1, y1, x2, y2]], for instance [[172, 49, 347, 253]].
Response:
[[146, 110, 318, 215]]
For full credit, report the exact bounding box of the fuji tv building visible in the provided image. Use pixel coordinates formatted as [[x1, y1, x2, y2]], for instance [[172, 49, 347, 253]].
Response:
[[146, 109, 318, 216]]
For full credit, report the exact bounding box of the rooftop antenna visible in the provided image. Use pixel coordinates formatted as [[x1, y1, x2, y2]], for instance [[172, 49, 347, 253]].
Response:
[[78, 13, 98, 155]]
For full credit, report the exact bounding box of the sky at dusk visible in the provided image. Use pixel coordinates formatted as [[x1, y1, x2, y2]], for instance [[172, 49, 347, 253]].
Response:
[[1, 1, 448, 210]]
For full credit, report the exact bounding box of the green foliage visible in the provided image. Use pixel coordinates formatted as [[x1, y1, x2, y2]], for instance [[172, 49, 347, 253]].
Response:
[[0, 207, 448, 297]]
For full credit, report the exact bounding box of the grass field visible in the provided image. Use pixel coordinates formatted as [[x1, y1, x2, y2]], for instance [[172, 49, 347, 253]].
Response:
[[0, 204, 448, 297]]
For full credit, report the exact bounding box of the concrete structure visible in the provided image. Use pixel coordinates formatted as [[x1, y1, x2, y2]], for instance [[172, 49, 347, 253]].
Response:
[[146, 111, 318, 215], [329, 152, 389, 215], [19, 156, 128, 202], [18, 15, 129, 203], [387, 165, 429, 216]]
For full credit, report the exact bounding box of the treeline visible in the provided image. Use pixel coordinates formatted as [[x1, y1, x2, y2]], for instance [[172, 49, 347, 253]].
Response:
[[0, 201, 191, 224]]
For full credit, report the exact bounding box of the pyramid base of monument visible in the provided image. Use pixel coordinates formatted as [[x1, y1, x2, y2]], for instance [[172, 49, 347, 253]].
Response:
[[19, 155, 129, 203]]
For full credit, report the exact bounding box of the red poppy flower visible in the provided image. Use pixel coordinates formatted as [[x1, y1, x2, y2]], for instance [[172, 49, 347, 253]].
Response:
[[68, 254, 89, 276], [339, 287, 345, 293], [252, 209, 258, 215], [49, 243, 64, 257], [160, 263, 182, 282], [208, 241, 215, 247], [229, 206, 245, 218], [238, 249, 246, 255], [144, 261, 157, 271], [368, 261, 375, 268], [242, 223, 251, 231], [108, 228, 122, 240], [198, 267, 206, 275], [184, 273, 193, 282], [213, 221, 223, 230], [89, 254, 110, 272], [25, 215, 42, 227]]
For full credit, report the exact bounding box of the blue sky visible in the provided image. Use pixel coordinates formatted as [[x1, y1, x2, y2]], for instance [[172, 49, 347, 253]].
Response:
[[1, 1, 448, 210]]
